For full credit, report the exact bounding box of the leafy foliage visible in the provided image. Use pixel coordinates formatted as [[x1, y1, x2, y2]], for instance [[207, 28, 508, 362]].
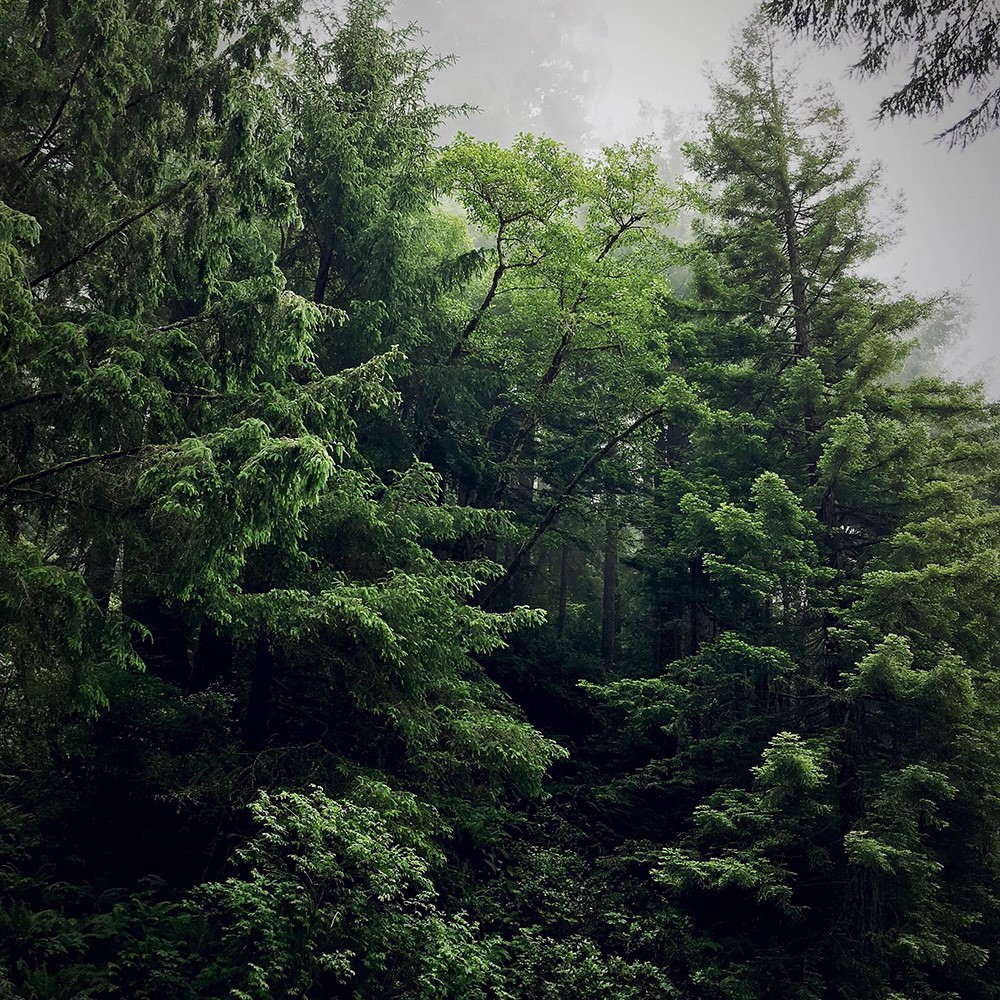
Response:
[[2, 5, 1000, 999]]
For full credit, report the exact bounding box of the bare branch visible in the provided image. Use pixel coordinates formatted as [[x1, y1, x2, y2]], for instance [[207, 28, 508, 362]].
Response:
[[482, 403, 666, 604]]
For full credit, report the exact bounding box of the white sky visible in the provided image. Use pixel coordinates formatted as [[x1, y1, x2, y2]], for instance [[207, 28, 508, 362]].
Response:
[[588, 2, 999, 388], [397, 0, 999, 391]]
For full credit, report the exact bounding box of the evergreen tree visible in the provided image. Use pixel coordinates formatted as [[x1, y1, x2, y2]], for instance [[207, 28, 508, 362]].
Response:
[[3, 4, 1000, 997], [0, 4, 563, 995], [587, 20, 1000, 998], [764, 0, 1000, 146]]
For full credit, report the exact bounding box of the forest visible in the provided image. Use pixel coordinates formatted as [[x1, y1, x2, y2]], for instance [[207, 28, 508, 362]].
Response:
[[2, 1, 999, 997]]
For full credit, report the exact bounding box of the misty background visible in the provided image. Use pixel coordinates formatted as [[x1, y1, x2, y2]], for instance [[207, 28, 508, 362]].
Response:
[[389, 0, 999, 397]]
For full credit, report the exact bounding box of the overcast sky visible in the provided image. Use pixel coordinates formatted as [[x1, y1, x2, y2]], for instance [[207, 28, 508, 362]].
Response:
[[392, 0, 999, 394]]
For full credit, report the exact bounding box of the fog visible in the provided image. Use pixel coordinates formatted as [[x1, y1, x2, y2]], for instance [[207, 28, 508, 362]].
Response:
[[392, 0, 999, 396]]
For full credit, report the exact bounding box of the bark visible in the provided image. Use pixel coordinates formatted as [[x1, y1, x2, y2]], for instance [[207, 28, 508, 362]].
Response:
[[84, 533, 119, 614], [123, 596, 191, 688], [0, 445, 148, 494], [601, 515, 618, 668], [190, 619, 234, 692], [556, 543, 570, 638], [313, 238, 334, 304]]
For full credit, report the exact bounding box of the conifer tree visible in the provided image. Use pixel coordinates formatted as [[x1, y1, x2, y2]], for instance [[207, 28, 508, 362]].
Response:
[[764, 0, 1000, 146], [589, 20, 1000, 998], [0, 4, 564, 994], [4, 4, 1000, 997]]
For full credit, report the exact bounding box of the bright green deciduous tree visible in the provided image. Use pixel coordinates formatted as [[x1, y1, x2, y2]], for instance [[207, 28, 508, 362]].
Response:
[[429, 133, 689, 614]]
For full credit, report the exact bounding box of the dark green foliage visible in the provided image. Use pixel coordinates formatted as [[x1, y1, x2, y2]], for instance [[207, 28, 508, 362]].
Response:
[[577, 20, 1000, 999], [763, 0, 1000, 146], [2, 4, 1000, 998], [197, 784, 505, 998], [0, 2, 560, 996]]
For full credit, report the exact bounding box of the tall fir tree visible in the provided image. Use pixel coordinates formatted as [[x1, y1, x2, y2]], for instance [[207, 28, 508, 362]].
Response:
[[587, 19, 1000, 999], [0, 4, 564, 995]]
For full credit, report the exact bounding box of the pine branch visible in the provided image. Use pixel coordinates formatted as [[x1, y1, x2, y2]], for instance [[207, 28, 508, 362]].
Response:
[[30, 179, 195, 288], [17, 45, 92, 176]]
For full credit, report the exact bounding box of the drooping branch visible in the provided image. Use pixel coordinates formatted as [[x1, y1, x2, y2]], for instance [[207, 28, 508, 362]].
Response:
[[0, 391, 63, 416], [446, 225, 507, 363], [30, 179, 195, 288], [16, 45, 92, 178], [763, 0, 1000, 146]]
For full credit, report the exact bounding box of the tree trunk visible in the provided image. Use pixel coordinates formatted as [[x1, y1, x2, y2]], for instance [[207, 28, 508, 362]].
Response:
[[510, 430, 536, 607], [84, 532, 118, 614], [313, 239, 334, 305], [190, 619, 234, 692], [601, 515, 618, 669], [556, 542, 570, 638], [122, 595, 190, 688]]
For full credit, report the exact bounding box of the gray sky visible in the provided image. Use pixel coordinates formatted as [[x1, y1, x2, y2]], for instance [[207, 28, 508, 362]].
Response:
[[395, 0, 999, 392]]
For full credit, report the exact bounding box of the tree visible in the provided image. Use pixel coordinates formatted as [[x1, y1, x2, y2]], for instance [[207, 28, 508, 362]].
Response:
[[196, 783, 505, 998], [428, 132, 684, 562], [582, 19, 1000, 997], [0, 0, 313, 735], [6, 2, 1000, 995], [763, 0, 1000, 146], [276, 0, 457, 367], [0, 4, 566, 995]]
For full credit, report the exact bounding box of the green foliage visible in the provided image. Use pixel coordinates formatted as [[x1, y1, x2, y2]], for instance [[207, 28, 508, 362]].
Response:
[[764, 0, 1000, 146], [198, 784, 504, 999], [3, 4, 1000, 999], [0, 3, 568, 996]]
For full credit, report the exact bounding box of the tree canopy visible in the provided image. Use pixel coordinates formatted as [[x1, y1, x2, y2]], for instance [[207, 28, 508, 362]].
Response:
[[1, 4, 999, 998]]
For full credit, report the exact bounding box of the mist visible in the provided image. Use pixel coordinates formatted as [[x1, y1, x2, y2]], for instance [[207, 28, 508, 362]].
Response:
[[391, 0, 999, 397]]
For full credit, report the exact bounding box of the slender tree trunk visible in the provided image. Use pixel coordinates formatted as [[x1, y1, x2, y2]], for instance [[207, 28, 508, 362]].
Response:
[[766, 42, 818, 443], [122, 595, 190, 687], [556, 542, 570, 638], [781, 197, 812, 362], [689, 557, 703, 656], [84, 532, 118, 614], [190, 619, 234, 692], [651, 573, 663, 668], [510, 430, 536, 607], [510, 556, 534, 607], [601, 515, 618, 669], [313, 239, 334, 304]]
